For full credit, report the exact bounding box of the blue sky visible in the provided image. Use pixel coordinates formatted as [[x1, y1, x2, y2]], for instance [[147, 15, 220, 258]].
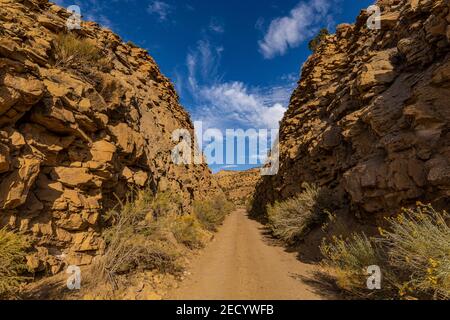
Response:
[[54, 0, 374, 172]]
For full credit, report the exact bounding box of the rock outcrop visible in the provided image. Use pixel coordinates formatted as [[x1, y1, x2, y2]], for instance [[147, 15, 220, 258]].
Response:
[[253, 0, 450, 224], [0, 0, 220, 273], [215, 169, 260, 206]]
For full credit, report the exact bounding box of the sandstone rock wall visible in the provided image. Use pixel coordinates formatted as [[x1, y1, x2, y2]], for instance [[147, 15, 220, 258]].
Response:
[[253, 0, 450, 224], [215, 169, 260, 206], [0, 0, 220, 273]]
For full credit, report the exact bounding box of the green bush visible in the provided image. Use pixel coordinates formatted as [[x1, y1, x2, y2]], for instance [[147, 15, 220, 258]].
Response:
[[308, 28, 329, 52], [320, 204, 450, 300], [171, 215, 206, 250], [267, 183, 328, 244], [0, 229, 29, 298], [194, 195, 234, 231]]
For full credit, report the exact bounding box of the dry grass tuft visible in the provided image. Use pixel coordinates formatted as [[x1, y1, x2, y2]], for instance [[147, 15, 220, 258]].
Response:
[[90, 190, 182, 289], [267, 183, 329, 244], [90, 190, 232, 290], [0, 229, 29, 298], [320, 204, 450, 300], [53, 33, 111, 70]]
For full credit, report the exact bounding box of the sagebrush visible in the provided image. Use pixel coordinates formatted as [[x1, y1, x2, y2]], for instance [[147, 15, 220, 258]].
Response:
[[267, 183, 329, 244], [53, 33, 110, 70], [91, 190, 232, 289], [0, 229, 29, 298], [381, 204, 450, 300], [91, 190, 183, 288], [194, 195, 234, 231], [320, 204, 450, 300]]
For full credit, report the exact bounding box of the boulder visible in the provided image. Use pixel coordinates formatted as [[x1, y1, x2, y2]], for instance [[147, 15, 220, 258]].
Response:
[[0, 157, 41, 209], [50, 167, 100, 188], [90, 140, 116, 163], [134, 170, 149, 187]]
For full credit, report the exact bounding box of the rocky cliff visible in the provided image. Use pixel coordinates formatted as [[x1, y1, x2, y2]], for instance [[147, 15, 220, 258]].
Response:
[[215, 169, 260, 206], [253, 0, 450, 225], [0, 0, 220, 273]]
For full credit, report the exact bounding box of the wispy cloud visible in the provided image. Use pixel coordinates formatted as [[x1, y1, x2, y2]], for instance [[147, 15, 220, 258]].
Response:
[[186, 40, 224, 90], [147, 0, 172, 21], [196, 82, 288, 129], [209, 17, 225, 34], [258, 0, 338, 59], [180, 39, 294, 131]]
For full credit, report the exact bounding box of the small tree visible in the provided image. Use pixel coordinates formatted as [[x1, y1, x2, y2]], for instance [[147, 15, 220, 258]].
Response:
[[308, 28, 329, 52]]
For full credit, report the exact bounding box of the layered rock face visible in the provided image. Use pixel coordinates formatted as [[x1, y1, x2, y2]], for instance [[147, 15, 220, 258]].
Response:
[[215, 169, 260, 206], [0, 0, 220, 273], [253, 0, 450, 223]]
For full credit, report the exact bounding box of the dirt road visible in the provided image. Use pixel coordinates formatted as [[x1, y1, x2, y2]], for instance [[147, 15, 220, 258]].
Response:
[[167, 209, 324, 300]]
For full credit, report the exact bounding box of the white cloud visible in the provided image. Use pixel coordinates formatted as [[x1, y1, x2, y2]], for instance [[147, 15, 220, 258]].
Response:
[[181, 38, 295, 132], [186, 40, 223, 90], [195, 81, 288, 130], [209, 18, 225, 33], [258, 0, 337, 59], [147, 1, 172, 21]]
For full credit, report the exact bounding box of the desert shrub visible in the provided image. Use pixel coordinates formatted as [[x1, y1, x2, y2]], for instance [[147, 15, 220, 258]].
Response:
[[171, 215, 206, 249], [92, 190, 182, 288], [320, 204, 450, 300], [381, 204, 450, 300], [320, 234, 388, 298], [0, 229, 29, 298], [53, 33, 110, 70], [267, 183, 328, 243], [150, 191, 183, 219], [194, 195, 234, 231], [92, 190, 234, 289], [308, 28, 329, 52]]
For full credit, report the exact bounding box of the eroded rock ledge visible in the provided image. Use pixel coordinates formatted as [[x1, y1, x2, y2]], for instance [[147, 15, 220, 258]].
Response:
[[253, 0, 450, 223], [0, 0, 220, 273]]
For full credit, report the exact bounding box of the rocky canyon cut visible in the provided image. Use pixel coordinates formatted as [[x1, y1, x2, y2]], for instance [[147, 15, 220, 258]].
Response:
[[215, 169, 260, 206], [1, 0, 450, 301], [0, 0, 221, 274], [252, 0, 450, 224]]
